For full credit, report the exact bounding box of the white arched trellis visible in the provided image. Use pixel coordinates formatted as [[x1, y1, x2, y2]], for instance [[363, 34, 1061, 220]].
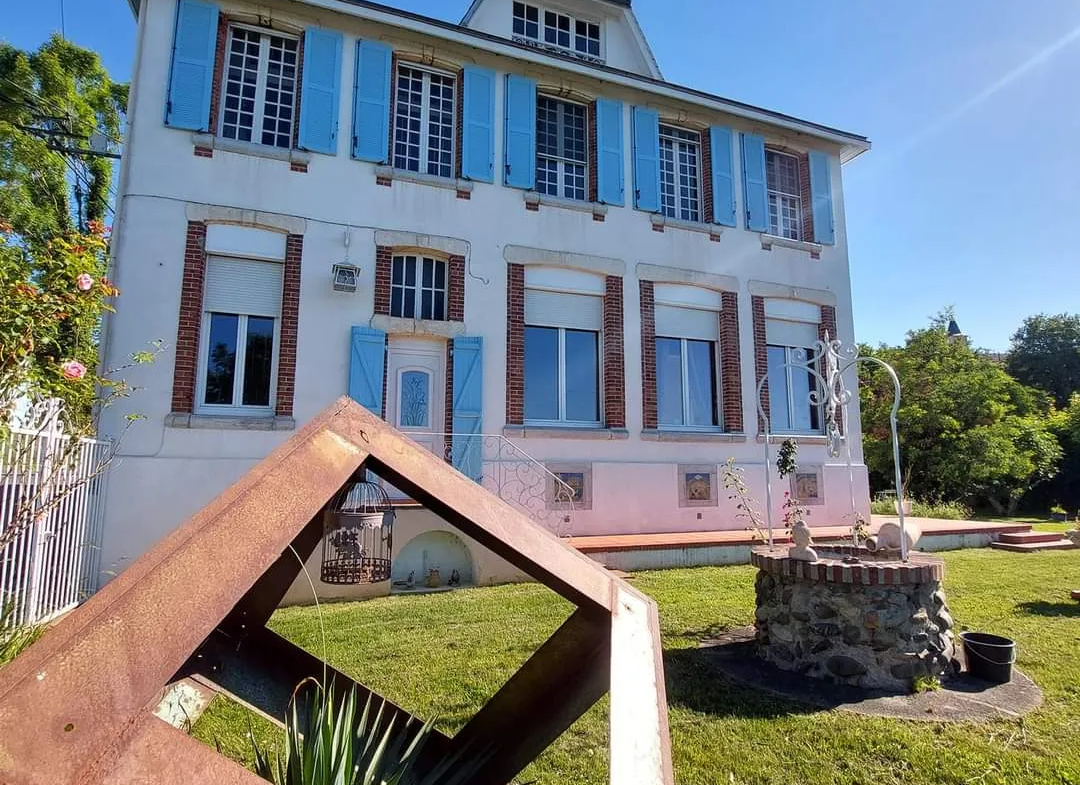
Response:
[[755, 333, 909, 560]]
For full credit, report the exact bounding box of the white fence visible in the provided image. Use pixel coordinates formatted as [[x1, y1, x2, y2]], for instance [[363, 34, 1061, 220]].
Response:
[[0, 422, 109, 627]]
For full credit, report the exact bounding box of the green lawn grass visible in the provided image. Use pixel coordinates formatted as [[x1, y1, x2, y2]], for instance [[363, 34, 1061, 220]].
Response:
[[192, 549, 1080, 784]]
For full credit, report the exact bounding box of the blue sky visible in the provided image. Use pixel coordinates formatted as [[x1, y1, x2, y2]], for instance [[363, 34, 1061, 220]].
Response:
[[7, 0, 1080, 352]]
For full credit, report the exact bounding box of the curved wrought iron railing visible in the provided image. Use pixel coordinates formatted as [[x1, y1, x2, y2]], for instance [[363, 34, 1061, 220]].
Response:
[[406, 434, 577, 537], [756, 333, 907, 559]]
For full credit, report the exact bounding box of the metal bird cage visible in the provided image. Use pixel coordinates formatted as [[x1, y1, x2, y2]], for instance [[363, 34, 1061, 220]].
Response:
[[321, 480, 395, 584]]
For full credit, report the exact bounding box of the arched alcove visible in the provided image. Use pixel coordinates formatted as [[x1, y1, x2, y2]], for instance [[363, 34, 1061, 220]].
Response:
[[392, 530, 474, 589]]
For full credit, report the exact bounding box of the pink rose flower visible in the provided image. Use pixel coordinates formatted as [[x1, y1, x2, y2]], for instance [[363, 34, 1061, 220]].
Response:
[[76, 273, 94, 291], [60, 360, 87, 380]]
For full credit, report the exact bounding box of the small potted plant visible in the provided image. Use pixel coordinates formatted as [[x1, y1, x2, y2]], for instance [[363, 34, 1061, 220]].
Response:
[[1051, 504, 1068, 522]]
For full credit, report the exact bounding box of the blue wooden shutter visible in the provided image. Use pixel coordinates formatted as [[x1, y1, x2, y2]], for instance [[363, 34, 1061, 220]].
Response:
[[298, 27, 343, 155], [351, 40, 392, 162], [741, 132, 768, 231], [461, 66, 495, 182], [503, 74, 536, 189], [809, 150, 836, 245], [631, 106, 660, 212], [596, 98, 624, 206], [349, 326, 386, 417], [709, 126, 736, 226], [451, 337, 484, 482], [165, 0, 219, 131]]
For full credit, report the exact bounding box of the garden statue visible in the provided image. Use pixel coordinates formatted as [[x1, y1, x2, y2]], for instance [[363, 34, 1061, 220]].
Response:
[[788, 520, 818, 562], [865, 520, 919, 554]]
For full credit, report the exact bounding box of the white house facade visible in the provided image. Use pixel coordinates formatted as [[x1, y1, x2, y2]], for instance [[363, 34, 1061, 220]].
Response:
[[101, 0, 871, 597]]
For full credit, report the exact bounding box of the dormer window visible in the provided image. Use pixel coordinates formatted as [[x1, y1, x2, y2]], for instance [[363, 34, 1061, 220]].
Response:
[[512, 2, 602, 62]]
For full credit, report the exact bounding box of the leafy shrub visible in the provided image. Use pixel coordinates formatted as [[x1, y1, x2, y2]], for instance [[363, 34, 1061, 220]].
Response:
[[869, 498, 971, 520]]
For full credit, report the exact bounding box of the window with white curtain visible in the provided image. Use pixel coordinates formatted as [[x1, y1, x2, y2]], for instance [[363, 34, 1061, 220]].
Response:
[[523, 283, 602, 425], [765, 305, 822, 433], [198, 255, 283, 415], [655, 302, 720, 428]]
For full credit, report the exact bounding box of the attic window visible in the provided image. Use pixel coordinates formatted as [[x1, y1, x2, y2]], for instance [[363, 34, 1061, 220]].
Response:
[[512, 2, 603, 62]]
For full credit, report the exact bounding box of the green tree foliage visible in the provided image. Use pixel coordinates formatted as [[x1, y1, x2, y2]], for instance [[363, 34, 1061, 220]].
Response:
[[1040, 395, 1080, 514], [1006, 313, 1080, 408], [0, 34, 127, 247], [860, 321, 1061, 514]]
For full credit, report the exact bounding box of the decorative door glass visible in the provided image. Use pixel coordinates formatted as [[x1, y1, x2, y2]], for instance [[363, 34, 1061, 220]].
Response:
[[398, 370, 431, 428]]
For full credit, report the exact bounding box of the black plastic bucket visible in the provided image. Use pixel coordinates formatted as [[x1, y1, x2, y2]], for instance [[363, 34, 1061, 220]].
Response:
[[961, 632, 1016, 684]]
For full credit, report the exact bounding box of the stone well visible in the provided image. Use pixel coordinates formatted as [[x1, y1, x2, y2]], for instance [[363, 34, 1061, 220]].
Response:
[[751, 545, 956, 692]]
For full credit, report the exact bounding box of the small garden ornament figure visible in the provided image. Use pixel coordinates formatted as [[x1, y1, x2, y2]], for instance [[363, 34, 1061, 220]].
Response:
[[788, 519, 818, 562]]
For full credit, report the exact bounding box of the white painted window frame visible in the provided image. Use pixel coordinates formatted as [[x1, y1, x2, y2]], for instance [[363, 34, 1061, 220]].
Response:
[[392, 62, 457, 178], [218, 24, 299, 149], [524, 323, 603, 428], [766, 148, 803, 241], [656, 335, 721, 430], [659, 124, 702, 223], [512, 1, 604, 60], [767, 344, 823, 434], [391, 254, 449, 321], [196, 311, 281, 417], [536, 95, 588, 201]]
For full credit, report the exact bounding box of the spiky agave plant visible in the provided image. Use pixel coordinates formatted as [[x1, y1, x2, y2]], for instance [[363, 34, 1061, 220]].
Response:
[[251, 678, 485, 785]]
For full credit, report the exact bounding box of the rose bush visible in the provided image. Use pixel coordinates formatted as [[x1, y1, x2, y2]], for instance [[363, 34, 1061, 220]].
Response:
[[0, 219, 121, 431]]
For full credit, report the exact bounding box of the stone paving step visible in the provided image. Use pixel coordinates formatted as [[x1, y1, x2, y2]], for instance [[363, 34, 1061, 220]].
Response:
[[990, 539, 1077, 553], [998, 530, 1066, 545]]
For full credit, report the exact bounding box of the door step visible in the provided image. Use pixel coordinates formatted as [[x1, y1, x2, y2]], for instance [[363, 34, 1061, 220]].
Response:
[[990, 538, 1077, 553], [998, 530, 1066, 545]]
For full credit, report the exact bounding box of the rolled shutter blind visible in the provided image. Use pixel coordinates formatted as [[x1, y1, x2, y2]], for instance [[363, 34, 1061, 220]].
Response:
[[204, 256, 283, 317], [654, 305, 718, 341], [765, 318, 818, 348], [524, 289, 602, 331]]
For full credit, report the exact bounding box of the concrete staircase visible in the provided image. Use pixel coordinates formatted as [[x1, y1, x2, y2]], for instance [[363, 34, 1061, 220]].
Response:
[[990, 530, 1078, 553]]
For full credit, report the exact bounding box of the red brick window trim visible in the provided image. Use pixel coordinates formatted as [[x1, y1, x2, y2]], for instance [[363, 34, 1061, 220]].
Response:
[[171, 221, 209, 414], [374, 245, 465, 323], [508, 267, 619, 429], [602, 276, 625, 429], [505, 264, 525, 426], [171, 222, 300, 419], [751, 295, 770, 433], [818, 304, 841, 433], [720, 291, 743, 433], [639, 281, 657, 430], [752, 296, 835, 434], [276, 235, 303, 418], [642, 283, 740, 433]]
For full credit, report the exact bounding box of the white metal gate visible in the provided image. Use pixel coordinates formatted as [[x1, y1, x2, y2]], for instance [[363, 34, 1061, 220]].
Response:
[[0, 408, 109, 627]]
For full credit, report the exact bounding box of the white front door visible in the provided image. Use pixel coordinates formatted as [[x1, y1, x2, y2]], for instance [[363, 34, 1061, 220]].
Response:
[[386, 337, 445, 459]]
